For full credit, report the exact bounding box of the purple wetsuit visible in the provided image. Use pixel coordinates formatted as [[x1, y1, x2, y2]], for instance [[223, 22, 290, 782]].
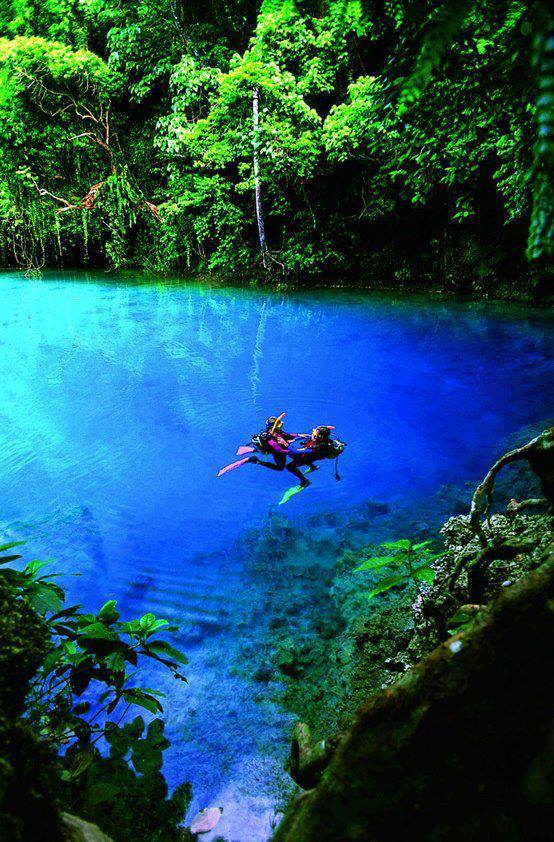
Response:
[[255, 432, 309, 483]]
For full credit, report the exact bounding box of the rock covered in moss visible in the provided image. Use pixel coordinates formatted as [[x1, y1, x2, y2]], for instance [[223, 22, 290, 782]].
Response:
[[275, 548, 554, 841]]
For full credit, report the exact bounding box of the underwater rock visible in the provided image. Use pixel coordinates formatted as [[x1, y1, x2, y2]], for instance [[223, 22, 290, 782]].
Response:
[[361, 500, 389, 517], [275, 639, 313, 678], [254, 662, 274, 683], [275, 548, 554, 841]]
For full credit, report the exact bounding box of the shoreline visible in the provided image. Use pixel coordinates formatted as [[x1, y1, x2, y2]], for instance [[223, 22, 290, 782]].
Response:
[[1, 266, 553, 309]]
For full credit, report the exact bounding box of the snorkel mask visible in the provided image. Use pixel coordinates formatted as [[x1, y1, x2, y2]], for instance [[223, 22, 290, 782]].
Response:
[[312, 425, 334, 439], [267, 413, 286, 435]]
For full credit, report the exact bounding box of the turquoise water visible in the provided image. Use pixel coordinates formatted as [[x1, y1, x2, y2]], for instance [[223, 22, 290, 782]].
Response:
[[1, 271, 552, 837]]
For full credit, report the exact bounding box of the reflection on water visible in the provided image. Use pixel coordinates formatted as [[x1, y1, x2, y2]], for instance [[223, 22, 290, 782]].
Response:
[[0, 271, 552, 838]]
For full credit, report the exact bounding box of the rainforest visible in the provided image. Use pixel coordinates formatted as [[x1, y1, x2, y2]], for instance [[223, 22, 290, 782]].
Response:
[[0, 0, 552, 293], [0, 2, 553, 842]]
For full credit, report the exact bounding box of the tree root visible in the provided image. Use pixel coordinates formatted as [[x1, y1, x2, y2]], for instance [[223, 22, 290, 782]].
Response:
[[469, 427, 553, 545], [289, 722, 340, 790]]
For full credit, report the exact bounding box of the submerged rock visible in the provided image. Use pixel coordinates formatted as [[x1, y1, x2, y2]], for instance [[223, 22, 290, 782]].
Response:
[[275, 548, 554, 841]]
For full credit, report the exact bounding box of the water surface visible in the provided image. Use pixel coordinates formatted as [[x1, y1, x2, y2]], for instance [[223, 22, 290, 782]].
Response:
[[0, 271, 552, 838]]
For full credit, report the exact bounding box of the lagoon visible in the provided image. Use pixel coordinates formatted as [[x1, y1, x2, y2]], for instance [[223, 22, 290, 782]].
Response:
[[0, 271, 552, 838]]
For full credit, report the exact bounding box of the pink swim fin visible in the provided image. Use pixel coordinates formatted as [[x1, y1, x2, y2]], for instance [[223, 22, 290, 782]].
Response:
[[237, 445, 255, 456], [217, 457, 250, 477]]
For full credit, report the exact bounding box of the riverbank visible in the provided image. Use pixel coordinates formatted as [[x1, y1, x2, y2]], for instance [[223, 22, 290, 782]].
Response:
[[5, 264, 553, 306]]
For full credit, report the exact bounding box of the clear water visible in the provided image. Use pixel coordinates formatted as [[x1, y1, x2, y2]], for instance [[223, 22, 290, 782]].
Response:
[[1, 271, 552, 838]]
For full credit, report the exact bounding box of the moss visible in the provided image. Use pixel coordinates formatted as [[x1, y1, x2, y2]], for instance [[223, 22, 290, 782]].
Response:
[[276, 548, 554, 841]]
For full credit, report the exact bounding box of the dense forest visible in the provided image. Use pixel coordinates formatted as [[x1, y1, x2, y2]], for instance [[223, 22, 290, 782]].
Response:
[[0, 0, 552, 294]]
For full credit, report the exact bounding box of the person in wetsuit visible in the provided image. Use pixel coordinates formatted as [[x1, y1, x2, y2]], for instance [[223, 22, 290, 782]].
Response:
[[286, 425, 344, 486], [249, 416, 309, 484]]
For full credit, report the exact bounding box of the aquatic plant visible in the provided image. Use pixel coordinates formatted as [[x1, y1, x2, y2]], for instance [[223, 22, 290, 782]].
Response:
[[354, 538, 442, 599]]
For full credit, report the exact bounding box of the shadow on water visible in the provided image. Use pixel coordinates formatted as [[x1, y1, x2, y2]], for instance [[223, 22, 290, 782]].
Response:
[[0, 270, 552, 838]]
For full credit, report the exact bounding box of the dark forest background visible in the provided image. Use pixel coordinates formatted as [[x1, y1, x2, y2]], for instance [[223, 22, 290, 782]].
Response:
[[0, 1, 552, 295]]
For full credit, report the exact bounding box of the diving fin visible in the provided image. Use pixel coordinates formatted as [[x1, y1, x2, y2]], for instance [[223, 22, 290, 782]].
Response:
[[278, 484, 305, 505], [217, 457, 250, 477], [278, 467, 312, 505]]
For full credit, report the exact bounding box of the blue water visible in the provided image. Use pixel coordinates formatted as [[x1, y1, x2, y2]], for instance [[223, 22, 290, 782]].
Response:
[[1, 271, 552, 838]]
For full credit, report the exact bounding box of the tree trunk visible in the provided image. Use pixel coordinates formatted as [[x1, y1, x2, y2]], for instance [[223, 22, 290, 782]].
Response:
[[252, 87, 269, 268]]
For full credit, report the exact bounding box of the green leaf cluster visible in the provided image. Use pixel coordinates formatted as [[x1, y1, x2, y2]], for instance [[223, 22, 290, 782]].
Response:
[[0, 540, 191, 841], [352, 537, 442, 600]]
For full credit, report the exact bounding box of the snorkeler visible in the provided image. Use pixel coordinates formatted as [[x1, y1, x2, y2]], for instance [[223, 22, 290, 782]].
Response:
[[217, 416, 345, 489], [286, 425, 346, 485], [248, 414, 309, 485]]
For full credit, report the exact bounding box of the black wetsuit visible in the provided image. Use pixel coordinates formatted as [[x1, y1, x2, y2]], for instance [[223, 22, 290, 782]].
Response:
[[287, 438, 339, 473], [252, 431, 308, 483]]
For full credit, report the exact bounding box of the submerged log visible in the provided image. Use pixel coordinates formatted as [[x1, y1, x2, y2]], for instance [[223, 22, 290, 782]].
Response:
[[275, 547, 554, 841]]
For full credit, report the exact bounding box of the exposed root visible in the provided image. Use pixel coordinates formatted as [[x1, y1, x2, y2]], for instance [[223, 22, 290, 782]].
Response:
[[469, 427, 554, 544]]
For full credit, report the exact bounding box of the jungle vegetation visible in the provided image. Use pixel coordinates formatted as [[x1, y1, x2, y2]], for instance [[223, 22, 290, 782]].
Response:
[[0, 540, 192, 841], [0, 0, 552, 293]]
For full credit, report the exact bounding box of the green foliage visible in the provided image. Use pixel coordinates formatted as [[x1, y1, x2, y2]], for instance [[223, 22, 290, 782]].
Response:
[[447, 605, 478, 636], [0, 541, 191, 841], [0, 569, 61, 841], [353, 538, 441, 600], [0, 0, 550, 286]]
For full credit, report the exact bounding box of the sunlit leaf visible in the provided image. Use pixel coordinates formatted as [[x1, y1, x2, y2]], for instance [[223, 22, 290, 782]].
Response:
[[381, 539, 411, 551], [355, 555, 398, 573], [98, 599, 120, 625]]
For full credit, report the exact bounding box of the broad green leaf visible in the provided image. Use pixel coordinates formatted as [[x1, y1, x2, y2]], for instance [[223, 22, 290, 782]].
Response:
[[98, 599, 120, 625], [70, 747, 95, 778], [413, 540, 432, 550], [25, 559, 50, 576], [354, 555, 398, 573], [27, 584, 63, 614], [120, 619, 142, 634], [42, 647, 64, 676], [421, 552, 444, 562], [78, 622, 118, 641], [139, 613, 156, 629], [367, 573, 406, 600], [122, 688, 163, 714], [146, 640, 188, 666], [414, 566, 435, 583], [104, 651, 126, 673], [137, 686, 166, 697], [381, 539, 411, 551], [87, 781, 122, 806], [49, 605, 81, 622]]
